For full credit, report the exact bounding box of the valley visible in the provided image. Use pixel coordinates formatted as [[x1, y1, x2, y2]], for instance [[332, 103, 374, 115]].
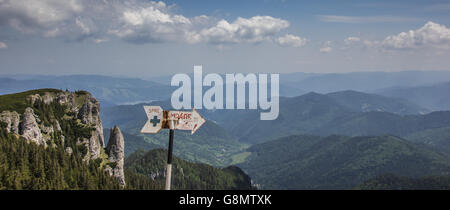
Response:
[[2, 71, 450, 190]]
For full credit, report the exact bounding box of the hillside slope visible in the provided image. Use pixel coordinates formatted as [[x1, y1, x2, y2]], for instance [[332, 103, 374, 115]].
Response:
[[238, 135, 450, 189], [226, 92, 441, 144], [125, 149, 253, 190], [376, 81, 450, 111], [355, 174, 450, 190], [405, 126, 450, 155], [326, 90, 428, 115], [0, 89, 124, 189], [284, 70, 450, 93], [101, 102, 248, 167], [0, 89, 251, 190]]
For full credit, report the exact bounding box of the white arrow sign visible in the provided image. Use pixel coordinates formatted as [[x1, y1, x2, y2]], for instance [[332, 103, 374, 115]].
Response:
[[140, 106, 164, 134], [140, 106, 206, 134], [168, 109, 206, 134]]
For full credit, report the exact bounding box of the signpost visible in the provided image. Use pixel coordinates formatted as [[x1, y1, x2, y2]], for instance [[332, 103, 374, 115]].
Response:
[[168, 109, 205, 134], [141, 106, 206, 190], [140, 106, 164, 134]]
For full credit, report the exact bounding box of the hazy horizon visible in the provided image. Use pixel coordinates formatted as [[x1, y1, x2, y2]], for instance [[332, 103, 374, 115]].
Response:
[[2, 69, 450, 81]]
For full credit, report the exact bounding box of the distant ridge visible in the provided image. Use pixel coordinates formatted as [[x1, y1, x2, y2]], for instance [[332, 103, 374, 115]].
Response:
[[238, 135, 450, 189]]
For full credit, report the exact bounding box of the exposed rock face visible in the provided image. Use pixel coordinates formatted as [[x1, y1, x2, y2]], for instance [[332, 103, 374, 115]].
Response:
[[20, 107, 46, 147], [65, 147, 73, 155], [0, 111, 20, 134], [25, 91, 104, 160], [56, 92, 78, 112], [78, 94, 105, 160], [28, 92, 78, 112], [40, 124, 54, 134], [41, 92, 54, 104], [27, 94, 42, 105], [2, 90, 124, 185], [28, 92, 55, 105], [106, 125, 125, 187], [40, 124, 55, 144], [54, 120, 62, 132]]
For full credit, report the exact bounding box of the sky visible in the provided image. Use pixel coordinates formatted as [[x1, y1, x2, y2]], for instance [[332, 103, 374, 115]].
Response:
[[1, 0, 450, 79]]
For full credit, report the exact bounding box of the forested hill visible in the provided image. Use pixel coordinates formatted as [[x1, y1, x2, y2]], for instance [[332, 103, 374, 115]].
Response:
[[238, 135, 450, 190], [355, 174, 450, 190], [0, 89, 123, 189], [125, 149, 254, 190], [225, 92, 450, 145], [0, 89, 253, 190]]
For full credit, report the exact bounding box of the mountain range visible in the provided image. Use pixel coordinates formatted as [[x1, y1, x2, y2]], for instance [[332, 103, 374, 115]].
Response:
[[282, 70, 450, 93], [125, 149, 253, 190], [376, 81, 450, 111], [98, 88, 450, 178], [221, 92, 450, 145], [2, 70, 450, 190], [238, 135, 450, 189], [0, 75, 174, 107], [3, 70, 450, 108]]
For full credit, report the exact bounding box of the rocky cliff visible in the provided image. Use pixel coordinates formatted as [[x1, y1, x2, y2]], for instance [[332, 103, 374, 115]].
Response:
[[20, 107, 46, 146], [77, 94, 105, 160], [0, 111, 20, 134], [0, 89, 125, 187], [105, 126, 126, 186]]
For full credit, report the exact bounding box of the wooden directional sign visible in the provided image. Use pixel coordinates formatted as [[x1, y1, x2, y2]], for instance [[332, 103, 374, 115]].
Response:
[[168, 109, 206, 134], [140, 106, 206, 134], [140, 106, 164, 134], [140, 106, 206, 190]]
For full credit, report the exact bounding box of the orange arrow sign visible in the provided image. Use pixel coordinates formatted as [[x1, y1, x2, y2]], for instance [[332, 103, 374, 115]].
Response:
[[168, 109, 206, 134]]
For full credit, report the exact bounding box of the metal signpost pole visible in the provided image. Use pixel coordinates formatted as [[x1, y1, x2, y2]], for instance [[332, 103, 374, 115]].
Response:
[[165, 120, 175, 190]]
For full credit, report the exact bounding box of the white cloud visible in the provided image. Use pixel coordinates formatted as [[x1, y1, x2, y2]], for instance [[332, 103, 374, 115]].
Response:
[[0, 0, 84, 34], [0, 41, 7, 49], [320, 41, 332, 53], [382, 21, 450, 49], [276, 34, 307, 47], [344, 36, 361, 45], [111, 1, 195, 43], [363, 40, 379, 48], [112, 3, 293, 45], [94, 38, 108, 44], [320, 46, 332, 53], [0, 0, 297, 46], [197, 16, 290, 45], [339, 37, 362, 50]]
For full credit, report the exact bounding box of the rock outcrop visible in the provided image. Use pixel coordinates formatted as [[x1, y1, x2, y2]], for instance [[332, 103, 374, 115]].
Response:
[[105, 125, 125, 187], [20, 107, 47, 147], [55, 92, 78, 113], [26, 91, 105, 161], [28, 91, 78, 112], [2, 89, 126, 186], [28, 92, 58, 105], [78, 94, 105, 160], [65, 147, 73, 155], [0, 111, 20, 134]]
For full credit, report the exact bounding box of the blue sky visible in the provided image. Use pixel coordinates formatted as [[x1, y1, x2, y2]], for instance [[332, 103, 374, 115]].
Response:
[[1, 0, 450, 79]]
